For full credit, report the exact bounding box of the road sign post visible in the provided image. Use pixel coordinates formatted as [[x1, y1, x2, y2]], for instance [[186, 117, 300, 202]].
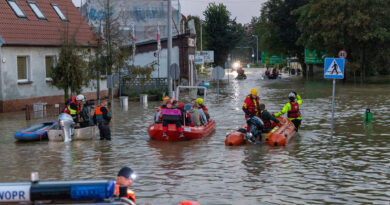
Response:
[[212, 66, 225, 100], [170, 63, 180, 93], [324, 58, 345, 137]]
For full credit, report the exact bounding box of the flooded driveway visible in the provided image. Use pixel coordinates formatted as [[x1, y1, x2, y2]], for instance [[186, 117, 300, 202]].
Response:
[[0, 68, 389, 204]]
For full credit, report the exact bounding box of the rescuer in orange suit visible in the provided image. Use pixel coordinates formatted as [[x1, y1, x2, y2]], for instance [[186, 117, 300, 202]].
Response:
[[114, 166, 136, 203]]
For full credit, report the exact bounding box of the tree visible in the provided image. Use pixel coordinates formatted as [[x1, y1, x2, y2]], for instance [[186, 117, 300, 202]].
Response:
[[203, 3, 244, 66], [186, 15, 207, 50], [295, 0, 390, 79], [50, 41, 88, 102], [253, 0, 308, 66], [50, 22, 88, 102], [87, 0, 132, 99]]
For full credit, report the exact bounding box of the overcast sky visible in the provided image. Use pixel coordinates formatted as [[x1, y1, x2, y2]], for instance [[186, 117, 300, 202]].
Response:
[[72, 0, 265, 24]]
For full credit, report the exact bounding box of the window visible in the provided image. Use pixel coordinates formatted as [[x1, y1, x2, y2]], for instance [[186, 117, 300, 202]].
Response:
[[17, 56, 29, 81], [7, 0, 26, 18], [28, 2, 46, 20], [51, 4, 67, 21], [45, 56, 56, 79]]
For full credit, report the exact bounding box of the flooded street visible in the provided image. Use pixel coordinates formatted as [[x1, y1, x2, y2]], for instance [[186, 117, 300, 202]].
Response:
[[1, 68, 390, 204]]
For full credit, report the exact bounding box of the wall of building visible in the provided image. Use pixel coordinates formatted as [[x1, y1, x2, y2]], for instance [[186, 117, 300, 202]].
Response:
[[0, 46, 109, 112], [0, 44, 3, 102], [133, 46, 179, 78], [134, 34, 196, 84]]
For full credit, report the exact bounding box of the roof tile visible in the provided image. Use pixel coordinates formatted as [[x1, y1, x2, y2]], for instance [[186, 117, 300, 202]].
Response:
[[0, 0, 97, 46]]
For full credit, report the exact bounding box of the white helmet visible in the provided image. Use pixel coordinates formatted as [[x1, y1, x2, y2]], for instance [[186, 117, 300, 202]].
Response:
[[76, 94, 85, 101], [288, 92, 296, 98]]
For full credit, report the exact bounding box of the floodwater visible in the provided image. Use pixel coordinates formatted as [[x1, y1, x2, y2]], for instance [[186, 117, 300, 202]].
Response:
[[1, 68, 390, 204]]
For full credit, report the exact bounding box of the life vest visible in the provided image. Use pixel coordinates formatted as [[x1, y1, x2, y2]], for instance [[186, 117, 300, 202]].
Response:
[[63, 97, 77, 115], [200, 104, 208, 112], [243, 95, 260, 117], [265, 70, 270, 75], [114, 184, 136, 203], [94, 105, 110, 123], [181, 112, 193, 126], [287, 102, 301, 118], [161, 108, 182, 121], [200, 104, 210, 120], [260, 111, 272, 129]]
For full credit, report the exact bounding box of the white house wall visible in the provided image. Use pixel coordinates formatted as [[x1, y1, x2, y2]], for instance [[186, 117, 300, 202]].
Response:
[[0, 45, 3, 101], [0, 47, 108, 101], [133, 46, 179, 78]]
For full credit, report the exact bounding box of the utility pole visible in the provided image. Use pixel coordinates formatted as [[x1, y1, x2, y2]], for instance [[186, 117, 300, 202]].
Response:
[[167, 0, 173, 97], [252, 35, 258, 63], [200, 21, 202, 51]]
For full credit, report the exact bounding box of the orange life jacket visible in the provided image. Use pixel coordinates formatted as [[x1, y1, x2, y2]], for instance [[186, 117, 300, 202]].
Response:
[[114, 184, 136, 203], [94, 105, 110, 123]]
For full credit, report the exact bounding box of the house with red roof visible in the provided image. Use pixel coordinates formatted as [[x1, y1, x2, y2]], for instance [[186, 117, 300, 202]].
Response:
[[0, 0, 105, 112]]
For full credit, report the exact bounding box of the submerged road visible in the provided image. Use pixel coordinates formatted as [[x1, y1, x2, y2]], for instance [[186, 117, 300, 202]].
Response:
[[0, 68, 390, 204]]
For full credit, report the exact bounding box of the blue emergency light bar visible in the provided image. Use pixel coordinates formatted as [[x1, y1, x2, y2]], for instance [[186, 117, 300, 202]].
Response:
[[0, 180, 115, 203]]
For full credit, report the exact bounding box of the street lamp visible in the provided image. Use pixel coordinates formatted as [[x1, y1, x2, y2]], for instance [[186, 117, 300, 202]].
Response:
[[252, 35, 258, 64]]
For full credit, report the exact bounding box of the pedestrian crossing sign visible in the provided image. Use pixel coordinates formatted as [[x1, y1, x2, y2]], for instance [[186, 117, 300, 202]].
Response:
[[324, 58, 345, 79]]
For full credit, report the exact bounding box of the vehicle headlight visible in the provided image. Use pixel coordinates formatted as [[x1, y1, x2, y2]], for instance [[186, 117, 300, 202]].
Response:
[[233, 62, 240, 69]]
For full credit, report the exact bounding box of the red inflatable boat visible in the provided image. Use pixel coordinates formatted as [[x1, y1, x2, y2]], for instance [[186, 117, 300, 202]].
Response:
[[148, 120, 216, 141], [225, 117, 296, 146]]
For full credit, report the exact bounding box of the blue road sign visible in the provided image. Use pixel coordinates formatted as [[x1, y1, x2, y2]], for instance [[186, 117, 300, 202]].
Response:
[[324, 58, 345, 79]]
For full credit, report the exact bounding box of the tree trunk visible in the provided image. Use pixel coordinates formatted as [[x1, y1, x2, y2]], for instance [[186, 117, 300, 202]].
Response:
[[343, 63, 347, 83], [64, 86, 69, 102], [301, 63, 308, 80], [309, 64, 314, 78], [360, 48, 364, 83], [363, 47, 366, 81], [97, 71, 101, 104]]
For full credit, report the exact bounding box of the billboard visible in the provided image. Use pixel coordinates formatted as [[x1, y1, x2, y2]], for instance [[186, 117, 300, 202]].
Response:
[[195, 51, 214, 63], [82, 0, 182, 44]]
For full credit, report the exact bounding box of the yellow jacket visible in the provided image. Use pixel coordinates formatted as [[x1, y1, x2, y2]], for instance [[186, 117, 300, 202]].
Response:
[[275, 94, 302, 120]]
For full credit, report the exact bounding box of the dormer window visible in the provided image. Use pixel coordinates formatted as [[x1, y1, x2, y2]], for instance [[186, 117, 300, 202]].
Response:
[[51, 4, 67, 21], [28, 2, 46, 20], [7, 0, 27, 18]]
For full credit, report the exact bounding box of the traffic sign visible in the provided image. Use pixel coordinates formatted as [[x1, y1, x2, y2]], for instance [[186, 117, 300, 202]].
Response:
[[212, 66, 225, 80], [170, 63, 180, 80], [261, 52, 283, 64], [338, 50, 347, 59], [305, 49, 326, 64], [107, 74, 119, 88], [324, 58, 345, 79], [194, 56, 204, 65]]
